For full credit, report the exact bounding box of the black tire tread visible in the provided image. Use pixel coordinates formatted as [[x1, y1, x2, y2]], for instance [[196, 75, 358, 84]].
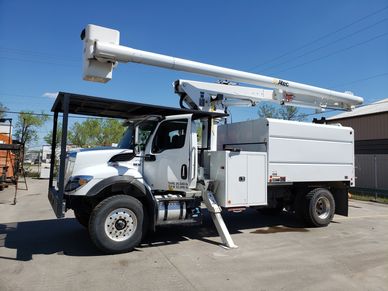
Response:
[[304, 188, 335, 227], [89, 195, 145, 253]]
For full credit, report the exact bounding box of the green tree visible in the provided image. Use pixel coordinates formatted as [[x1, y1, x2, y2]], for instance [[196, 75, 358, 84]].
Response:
[[43, 122, 62, 146], [68, 118, 125, 147], [0, 102, 8, 119], [257, 103, 306, 121], [14, 111, 49, 147], [68, 119, 99, 147], [98, 119, 126, 146], [257, 103, 280, 119], [278, 106, 307, 121]]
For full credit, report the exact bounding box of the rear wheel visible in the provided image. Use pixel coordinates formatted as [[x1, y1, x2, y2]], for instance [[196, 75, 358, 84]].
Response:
[[89, 195, 146, 253], [304, 188, 335, 227]]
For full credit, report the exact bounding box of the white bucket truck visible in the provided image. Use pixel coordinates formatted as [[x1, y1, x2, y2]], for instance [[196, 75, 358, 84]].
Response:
[[48, 25, 363, 253]]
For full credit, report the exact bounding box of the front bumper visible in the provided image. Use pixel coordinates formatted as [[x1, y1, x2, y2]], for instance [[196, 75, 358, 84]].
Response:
[[48, 186, 66, 218]]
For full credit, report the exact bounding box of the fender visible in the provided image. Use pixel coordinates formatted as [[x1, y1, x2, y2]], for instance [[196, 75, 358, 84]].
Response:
[[86, 175, 158, 230]]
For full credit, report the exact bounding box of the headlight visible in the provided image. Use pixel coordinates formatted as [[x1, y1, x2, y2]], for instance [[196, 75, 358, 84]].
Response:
[[65, 175, 93, 192]]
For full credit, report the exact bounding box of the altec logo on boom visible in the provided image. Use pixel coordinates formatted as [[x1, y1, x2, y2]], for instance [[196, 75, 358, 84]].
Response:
[[272, 79, 289, 87]]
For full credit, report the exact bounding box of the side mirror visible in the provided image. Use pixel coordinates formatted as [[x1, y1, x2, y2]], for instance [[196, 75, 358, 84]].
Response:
[[134, 126, 139, 145]]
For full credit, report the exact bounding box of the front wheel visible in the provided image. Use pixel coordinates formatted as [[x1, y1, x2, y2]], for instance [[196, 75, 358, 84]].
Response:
[[304, 188, 335, 227], [89, 195, 146, 253]]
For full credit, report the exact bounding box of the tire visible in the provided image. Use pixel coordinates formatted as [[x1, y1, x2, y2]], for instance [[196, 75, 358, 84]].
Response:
[[74, 209, 90, 228], [304, 188, 335, 227], [89, 195, 146, 253]]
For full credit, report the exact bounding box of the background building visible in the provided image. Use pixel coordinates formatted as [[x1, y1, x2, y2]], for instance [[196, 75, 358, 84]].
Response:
[[327, 99, 388, 190]]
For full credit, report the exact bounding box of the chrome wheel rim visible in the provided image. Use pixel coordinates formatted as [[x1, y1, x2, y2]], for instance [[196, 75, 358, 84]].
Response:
[[104, 208, 137, 242], [315, 196, 331, 220]]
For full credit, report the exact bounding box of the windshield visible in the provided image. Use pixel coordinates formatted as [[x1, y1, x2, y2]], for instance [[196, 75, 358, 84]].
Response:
[[117, 120, 158, 150], [117, 126, 134, 149], [137, 120, 158, 150]]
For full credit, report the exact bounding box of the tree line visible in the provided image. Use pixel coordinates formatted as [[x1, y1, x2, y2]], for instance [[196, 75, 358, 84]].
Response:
[[44, 119, 125, 148], [1, 101, 125, 148]]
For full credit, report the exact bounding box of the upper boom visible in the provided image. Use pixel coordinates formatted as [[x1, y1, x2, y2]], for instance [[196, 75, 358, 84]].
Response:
[[81, 24, 363, 111]]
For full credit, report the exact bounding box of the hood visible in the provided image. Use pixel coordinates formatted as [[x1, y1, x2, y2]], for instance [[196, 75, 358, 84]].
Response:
[[71, 148, 133, 175]]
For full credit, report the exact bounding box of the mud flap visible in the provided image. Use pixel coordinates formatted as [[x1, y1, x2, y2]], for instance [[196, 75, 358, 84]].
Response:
[[333, 188, 348, 216]]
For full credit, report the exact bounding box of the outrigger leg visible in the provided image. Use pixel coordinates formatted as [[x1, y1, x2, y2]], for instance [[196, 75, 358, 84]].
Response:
[[202, 191, 238, 249]]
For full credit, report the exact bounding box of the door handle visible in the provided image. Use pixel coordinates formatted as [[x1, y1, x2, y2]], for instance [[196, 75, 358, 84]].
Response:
[[181, 164, 187, 179], [144, 154, 156, 161]]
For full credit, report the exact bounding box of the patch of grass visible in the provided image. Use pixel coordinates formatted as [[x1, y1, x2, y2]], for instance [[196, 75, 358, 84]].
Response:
[[25, 171, 40, 178], [349, 188, 388, 204]]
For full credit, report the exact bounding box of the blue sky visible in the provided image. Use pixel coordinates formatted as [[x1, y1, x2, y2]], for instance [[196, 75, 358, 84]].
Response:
[[1, 0, 388, 147]]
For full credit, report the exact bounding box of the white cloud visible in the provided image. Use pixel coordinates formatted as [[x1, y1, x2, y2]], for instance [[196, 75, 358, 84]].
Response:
[[42, 92, 58, 99]]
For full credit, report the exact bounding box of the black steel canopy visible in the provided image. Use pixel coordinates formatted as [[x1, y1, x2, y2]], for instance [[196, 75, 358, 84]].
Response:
[[51, 92, 227, 119]]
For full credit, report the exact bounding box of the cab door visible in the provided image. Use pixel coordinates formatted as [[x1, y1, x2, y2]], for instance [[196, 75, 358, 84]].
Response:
[[142, 114, 192, 191]]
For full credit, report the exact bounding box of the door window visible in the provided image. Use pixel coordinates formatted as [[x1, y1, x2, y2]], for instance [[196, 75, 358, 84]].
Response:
[[152, 119, 188, 153]]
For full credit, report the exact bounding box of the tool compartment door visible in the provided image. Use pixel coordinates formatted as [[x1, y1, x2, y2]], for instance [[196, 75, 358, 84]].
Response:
[[226, 153, 248, 206], [210, 151, 267, 207], [247, 153, 267, 205]]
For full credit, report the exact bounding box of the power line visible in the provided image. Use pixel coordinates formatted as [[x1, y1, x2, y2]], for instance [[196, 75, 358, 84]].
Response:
[[0, 110, 114, 120], [1, 110, 52, 117], [0, 96, 54, 102], [0, 92, 46, 98], [0, 91, 60, 100], [0, 46, 78, 63], [331, 72, 388, 88], [273, 31, 388, 74], [260, 17, 388, 73], [248, 5, 388, 71], [1, 98, 53, 105], [0, 56, 78, 68]]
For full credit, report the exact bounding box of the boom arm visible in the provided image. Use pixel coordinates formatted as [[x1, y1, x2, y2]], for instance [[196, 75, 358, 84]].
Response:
[[81, 24, 364, 111], [174, 79, 358, 112]]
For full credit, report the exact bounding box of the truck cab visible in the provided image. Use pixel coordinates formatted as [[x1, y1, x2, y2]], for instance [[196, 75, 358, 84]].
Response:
[[74, 113, 201, 192]]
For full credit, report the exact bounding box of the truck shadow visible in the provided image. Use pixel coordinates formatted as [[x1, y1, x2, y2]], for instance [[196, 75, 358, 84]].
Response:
[[0, 209, 307, 261], [142, 209, 308, 248], [0, 218, 99, 261]]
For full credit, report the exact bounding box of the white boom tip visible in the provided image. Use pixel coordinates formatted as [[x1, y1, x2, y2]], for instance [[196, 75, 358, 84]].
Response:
[[82, 24, 120, 83]]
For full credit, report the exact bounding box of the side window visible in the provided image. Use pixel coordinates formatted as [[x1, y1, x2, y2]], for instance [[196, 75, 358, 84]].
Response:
[[194, 118, 207, 149], [152, 119, 188, 153]]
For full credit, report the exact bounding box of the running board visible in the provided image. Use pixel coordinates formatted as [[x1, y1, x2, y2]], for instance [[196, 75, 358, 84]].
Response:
[[202, 191, 238, 249]]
